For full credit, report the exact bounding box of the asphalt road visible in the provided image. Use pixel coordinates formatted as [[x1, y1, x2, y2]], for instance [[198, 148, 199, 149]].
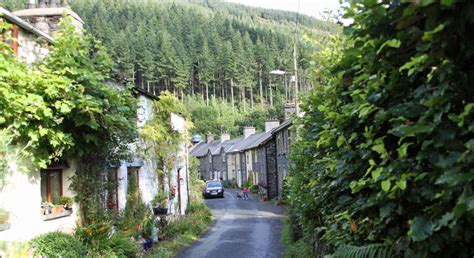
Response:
[[177, 189, 285, 258]]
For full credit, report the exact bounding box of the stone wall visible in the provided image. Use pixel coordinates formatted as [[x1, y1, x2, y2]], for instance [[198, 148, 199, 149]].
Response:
[[265, 138, 278, 200], [17, 28, 49, 64]]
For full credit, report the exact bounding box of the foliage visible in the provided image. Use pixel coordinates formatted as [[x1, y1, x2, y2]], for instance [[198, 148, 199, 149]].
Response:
[[0, 18, 136, 169], [0, 208, 9, 224], [289, 0, 474, 257], [74, 220, 113, 255], [328, 244, 394, 258], [0, 241, 29, 257], [249, 184, 258, 193], [55, 196, 73, 206], [30, 232, 86, 258], [108, 232, 140, 258], [151, 191, 168, 207], [70, 154, 116, 226], [281, 216, 314, 258], [148, 202, 212, 257], [141, 91, 191, 204], [65, 0, 337, 107], [119, 171, 149, 238], [142, 216, 155, 240]]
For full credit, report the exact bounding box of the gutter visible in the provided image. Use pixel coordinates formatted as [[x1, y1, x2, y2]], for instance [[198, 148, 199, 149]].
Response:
[[0, 7, 54, 44]]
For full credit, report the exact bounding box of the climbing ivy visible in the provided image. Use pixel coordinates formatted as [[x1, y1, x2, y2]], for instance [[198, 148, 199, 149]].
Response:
[[140, 91, 192, 191], [289, 0, 474, 257]]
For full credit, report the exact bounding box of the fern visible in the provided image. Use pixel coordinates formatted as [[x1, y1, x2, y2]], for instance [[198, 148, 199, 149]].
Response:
[[328, 244, 394, 258]]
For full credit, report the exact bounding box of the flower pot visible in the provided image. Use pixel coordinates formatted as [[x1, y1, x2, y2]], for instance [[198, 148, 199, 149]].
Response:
[[52, 205, 64, 214], [153, 207, 167, 215]]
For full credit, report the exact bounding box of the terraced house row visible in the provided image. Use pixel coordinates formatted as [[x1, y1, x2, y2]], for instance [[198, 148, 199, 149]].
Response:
[[190, 104, 296, 200]]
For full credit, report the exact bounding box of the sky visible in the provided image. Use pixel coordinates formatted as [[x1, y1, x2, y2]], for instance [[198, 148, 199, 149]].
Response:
[[224, 0, 343, 20]]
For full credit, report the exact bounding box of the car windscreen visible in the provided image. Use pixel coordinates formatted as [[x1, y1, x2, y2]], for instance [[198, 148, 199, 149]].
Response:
[[206, 182, 222, 188]]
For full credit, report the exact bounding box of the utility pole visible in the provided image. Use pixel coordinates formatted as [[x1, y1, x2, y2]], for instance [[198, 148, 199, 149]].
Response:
[[293, 43, 299, 115]]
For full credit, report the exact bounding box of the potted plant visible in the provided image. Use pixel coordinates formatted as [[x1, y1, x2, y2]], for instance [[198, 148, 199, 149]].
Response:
[[151, 191, 167, 215], [57, 196, 73, 210], [0, 208, 10, 231], [41, 202, 53, 215]]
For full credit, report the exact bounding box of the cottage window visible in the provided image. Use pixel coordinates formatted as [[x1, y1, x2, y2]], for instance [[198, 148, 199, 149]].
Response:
[[40, 169, 63, 204], [222, 153, 226, 162], [127, 167, 140, 187]]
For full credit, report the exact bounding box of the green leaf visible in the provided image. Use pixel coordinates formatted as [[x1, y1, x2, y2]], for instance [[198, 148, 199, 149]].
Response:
[[377, 39, 401, 54], [409, 216, 433, 241], [381, 180, 391, 192], [396, 179, 407, 190], [441, 0, 456, 7], [397, 142, 413, 158], [465, 139, 474, 150], [371, 167, 382, 181]]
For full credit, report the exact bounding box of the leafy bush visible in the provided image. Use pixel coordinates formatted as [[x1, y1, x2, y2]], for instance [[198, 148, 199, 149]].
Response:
[[30, 232, 86, 257], [289, 1, 474, 257], [74, 220, 113, 255], [164, 203, 212, 239], [108, 232, 140, 258], [249, 185, 258, 193]]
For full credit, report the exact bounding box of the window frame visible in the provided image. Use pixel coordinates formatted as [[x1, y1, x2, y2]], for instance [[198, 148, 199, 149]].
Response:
[[41, 169, 63, 204]]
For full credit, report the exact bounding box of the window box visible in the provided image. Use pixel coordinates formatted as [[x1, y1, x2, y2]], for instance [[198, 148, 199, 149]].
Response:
[[42, 209, 73, 221]]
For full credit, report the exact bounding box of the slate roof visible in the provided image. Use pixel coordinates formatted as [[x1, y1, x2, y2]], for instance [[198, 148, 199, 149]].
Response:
[[189, 141, 208, 157], [227, 132, 271, 153]]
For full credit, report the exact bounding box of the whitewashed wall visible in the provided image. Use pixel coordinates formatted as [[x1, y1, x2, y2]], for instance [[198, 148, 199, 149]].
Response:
[[0, 161, 79, 241]]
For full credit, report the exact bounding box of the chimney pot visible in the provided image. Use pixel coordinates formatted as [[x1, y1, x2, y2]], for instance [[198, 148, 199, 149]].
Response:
[[27, 0, 36, 9], [243, 127, 256, 139], [265, 119, 280, 132], [39, 0, 47, 8], [220, 133, 230, 142], [206, 132, 214, 144], [61, 0, 68, 7], [50, 0, 58, 7]]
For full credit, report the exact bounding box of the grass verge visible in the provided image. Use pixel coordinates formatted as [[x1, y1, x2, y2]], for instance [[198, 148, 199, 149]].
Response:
[[146, 202, 213, 257]]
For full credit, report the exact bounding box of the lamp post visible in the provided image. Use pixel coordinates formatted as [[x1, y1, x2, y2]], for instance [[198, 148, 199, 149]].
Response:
[[269, 69, 286, 107]]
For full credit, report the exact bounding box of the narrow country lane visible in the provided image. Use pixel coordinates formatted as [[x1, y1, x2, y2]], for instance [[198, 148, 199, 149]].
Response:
[[177, 189, 285, 258]]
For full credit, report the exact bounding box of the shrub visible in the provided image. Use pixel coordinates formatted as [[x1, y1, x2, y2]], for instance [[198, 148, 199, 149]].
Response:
[[249, 185, 258, 193], [30, 232, 86, 257], [108, 232, 140, 258], [74, 220, 113, 255], [289, 1, 474, 257]]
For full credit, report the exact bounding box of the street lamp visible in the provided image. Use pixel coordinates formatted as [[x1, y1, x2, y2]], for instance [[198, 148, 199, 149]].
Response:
[[269, 70, 286, 107]]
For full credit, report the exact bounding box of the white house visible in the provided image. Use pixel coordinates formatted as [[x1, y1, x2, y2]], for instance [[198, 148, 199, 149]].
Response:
[[0, 3, 83, 241]]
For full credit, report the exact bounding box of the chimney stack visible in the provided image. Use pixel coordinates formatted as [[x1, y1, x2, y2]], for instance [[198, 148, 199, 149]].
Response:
[[265, 118, 280, 132], [284, 103, 296, 121], [14, 1, 85, 37], [243, 126, 256, 139], [206, 132, 214, 144], [27, 0, 35, 9], [38, 0, 47, 8], [220, 132, 230, 142]]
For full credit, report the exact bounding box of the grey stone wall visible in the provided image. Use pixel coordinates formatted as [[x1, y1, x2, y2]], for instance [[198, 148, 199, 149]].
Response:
[[265, 138, 278, 200]]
